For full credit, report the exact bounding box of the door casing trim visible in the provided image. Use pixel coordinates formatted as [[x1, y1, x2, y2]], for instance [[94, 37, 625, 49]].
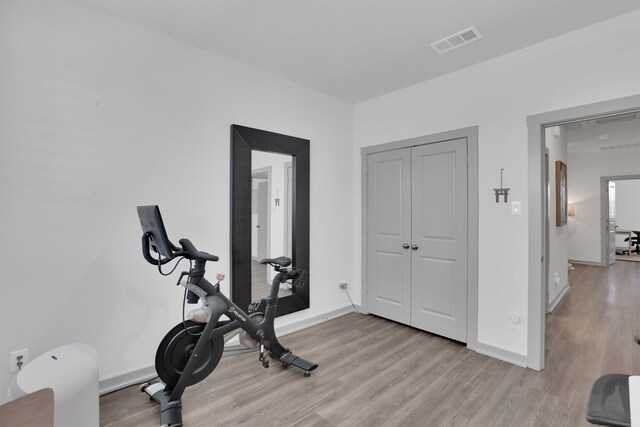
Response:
[[600, 174, 640, 266]]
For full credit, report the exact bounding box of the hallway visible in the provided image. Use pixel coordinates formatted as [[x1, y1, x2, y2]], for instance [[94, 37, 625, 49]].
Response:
[[540, 260, 640, 421]]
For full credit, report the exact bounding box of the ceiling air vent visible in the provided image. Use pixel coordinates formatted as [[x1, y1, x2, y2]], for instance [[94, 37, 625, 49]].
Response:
[[431, 26, 483, 54], [600, 143, 640, 152]]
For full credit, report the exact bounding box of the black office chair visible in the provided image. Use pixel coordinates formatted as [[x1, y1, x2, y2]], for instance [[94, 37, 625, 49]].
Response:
[[624, 231, 640, 255], [586, 374, 631, 426]]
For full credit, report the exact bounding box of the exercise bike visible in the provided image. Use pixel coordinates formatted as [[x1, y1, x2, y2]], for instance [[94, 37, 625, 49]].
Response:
[[136, 205, 317, 427]]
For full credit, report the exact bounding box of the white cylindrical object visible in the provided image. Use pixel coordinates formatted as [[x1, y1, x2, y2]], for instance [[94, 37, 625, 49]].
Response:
[[8, 343, 99, 427]]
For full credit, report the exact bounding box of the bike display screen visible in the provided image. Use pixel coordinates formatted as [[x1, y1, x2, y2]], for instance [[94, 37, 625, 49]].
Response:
[[137, 205, 173, 259]]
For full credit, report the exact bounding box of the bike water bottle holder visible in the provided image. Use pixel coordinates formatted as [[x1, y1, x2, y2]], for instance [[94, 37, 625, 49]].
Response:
[[247, 298, 267, 315], [248, 300, 266, 314], [289, 269, 306, 290]]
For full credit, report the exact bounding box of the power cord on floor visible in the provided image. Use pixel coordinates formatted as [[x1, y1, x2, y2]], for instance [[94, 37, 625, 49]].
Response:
[[343, 287, 363, 314], [100, 377, 159, 397]]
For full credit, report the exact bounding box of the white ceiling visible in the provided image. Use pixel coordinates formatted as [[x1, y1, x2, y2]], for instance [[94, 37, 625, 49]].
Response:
[[70, 0, 640, 103], [565, 113, 640, 154]]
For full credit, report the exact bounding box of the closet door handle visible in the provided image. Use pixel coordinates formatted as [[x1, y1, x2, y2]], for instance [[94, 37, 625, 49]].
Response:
[[411, 244, 419, 250], [402, 243, 410, 249]]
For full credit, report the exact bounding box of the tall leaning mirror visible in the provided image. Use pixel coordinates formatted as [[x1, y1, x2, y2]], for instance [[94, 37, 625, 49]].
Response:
[[230, 125, 310, 317]]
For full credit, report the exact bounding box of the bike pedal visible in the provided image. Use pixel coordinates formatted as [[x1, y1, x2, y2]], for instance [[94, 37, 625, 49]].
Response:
[[259, 345, 270, 368], [279, 353, 318, 375]]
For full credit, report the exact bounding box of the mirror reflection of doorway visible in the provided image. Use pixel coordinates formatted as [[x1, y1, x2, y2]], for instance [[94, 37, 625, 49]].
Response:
[[251, 151, 294, 304], [255, 176, 269, 261], [284, 161, 293, 259], [251, 168, 272, 304]]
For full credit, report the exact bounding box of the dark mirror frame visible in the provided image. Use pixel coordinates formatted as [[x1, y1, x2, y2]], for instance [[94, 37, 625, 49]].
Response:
[[230, 125, 310, 317]]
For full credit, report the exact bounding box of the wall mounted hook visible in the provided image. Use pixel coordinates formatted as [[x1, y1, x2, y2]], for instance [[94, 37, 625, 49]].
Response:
[[493, 168, 510, 203]]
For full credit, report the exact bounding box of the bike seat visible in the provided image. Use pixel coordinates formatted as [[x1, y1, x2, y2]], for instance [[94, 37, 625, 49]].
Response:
[[259, 256, 291, 267]]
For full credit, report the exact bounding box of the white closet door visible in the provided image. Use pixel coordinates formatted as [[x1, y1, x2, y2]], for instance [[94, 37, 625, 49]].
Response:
[[366, 148, 412, 325], [410, 139, 468, 342]]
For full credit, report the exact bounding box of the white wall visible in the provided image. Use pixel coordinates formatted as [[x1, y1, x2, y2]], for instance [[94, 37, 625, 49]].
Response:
[[545, 127, 569, 309], [354, 11, 640, 358], [567, 118, 640, 263], [0, 0, 354, 402]]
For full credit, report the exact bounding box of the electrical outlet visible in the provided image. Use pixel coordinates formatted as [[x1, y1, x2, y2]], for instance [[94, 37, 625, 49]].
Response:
[[510, 314, 521, 330], [339, 282, 348, 290], [10, 349, 29, 373]]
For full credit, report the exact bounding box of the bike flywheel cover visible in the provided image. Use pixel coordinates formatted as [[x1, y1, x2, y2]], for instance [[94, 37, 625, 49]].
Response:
[[155, 320, 224, 389]]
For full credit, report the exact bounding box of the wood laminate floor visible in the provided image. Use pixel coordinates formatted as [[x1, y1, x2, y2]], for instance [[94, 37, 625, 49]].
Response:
[[100, 262, 640, 426]]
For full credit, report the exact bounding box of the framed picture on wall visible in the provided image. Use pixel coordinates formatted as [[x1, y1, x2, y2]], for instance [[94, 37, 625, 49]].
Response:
[[555, 160, 567, 226]]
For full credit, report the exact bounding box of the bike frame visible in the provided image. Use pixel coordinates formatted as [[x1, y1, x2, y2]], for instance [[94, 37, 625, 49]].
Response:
[[138, 206, 316, 427], [166, 259, 288, 403]]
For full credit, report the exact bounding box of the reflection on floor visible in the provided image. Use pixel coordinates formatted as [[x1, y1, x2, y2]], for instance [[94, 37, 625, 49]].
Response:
[[251, 260, 292, 304]]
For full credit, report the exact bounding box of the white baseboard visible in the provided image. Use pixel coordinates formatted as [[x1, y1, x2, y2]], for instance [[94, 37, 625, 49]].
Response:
[[474, 342, 527, 368], [276, 305, 355, 337], [547, 282, 570, 313], [98, 305, 355, 396], [99, 366, 157, 396], [569, 259, 605, 267]]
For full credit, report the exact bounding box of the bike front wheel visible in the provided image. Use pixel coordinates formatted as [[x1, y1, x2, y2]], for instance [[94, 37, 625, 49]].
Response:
[[155, 320, 224, 389]]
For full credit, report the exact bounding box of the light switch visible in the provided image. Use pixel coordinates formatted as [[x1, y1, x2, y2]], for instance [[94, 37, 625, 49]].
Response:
[[511, 201, 521, 215]]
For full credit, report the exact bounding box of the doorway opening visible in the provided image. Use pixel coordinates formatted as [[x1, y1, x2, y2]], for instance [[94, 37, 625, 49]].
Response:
[[283, 161, 293, 259], [602, 176, 640, 264], [544, 113, 640, 315], [527, 94, 640, 370], [251, 166, 272, 301], [251, 157, 295, 303], [252, 167, 271, 263]]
